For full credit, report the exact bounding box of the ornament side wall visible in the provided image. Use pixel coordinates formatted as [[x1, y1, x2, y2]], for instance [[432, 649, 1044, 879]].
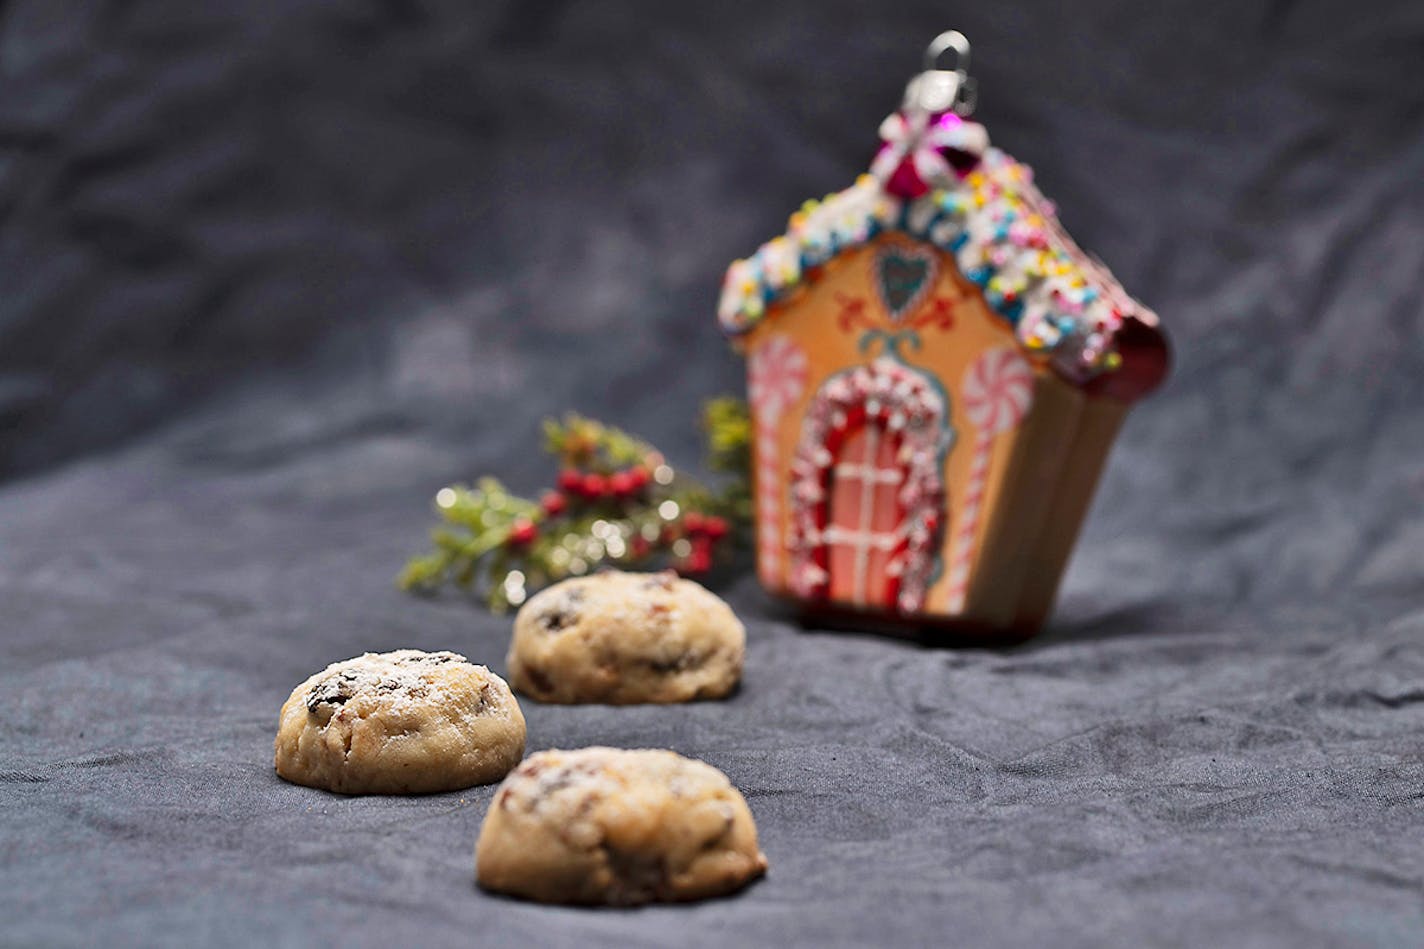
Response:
[[962, 371, 1086, 627], [1007, 393, 1129, 631]]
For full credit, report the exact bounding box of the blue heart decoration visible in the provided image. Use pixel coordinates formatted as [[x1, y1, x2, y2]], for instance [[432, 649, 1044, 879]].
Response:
[[875, 245, 938, 323]]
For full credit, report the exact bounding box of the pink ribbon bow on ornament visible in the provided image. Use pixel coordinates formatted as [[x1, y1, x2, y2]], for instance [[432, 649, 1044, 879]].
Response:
[[870, 110, 989, 200]]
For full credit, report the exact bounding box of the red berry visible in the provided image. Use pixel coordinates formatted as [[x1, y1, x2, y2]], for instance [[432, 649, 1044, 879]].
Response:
[[507, 518, 537, 546], [677, 535, 714, 575], [628, 466, 650, 490], [703, 516, 729, 540], [630, 537, 652, 560], [540, 491, 567, 517], [682, 511, 706, 535], [608, 470, 637, 498], [557, 469, 582, 494], [581, 473, 607, 498]]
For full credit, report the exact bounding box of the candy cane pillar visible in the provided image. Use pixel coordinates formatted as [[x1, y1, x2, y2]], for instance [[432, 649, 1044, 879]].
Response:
[[945, 347, 1033, 613], [747, 334, 807, 588]]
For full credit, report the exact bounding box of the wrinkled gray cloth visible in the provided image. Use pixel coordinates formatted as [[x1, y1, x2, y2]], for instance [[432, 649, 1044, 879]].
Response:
[[2, 1, 1423, 946]]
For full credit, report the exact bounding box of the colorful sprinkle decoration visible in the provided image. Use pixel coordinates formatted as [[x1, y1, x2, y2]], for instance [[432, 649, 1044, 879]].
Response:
[[717, 120, 1156, 384]]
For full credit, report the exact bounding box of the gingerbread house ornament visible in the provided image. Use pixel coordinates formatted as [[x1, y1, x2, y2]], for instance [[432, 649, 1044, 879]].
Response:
[[719, 32, 1169, 640]]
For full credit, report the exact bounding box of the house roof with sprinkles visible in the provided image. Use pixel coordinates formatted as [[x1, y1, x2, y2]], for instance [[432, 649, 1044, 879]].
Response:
[[717, 115, 1162, 387]]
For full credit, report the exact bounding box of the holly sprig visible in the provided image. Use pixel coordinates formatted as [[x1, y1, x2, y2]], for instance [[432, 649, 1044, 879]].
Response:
[[398, 400, 752, 611]]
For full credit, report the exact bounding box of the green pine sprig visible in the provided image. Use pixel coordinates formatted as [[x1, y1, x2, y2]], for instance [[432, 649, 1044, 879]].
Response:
[[399, 400, 752, 611]]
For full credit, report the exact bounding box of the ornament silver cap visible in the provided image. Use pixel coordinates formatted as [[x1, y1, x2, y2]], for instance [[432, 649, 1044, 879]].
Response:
[[902, 30, 977, 117]]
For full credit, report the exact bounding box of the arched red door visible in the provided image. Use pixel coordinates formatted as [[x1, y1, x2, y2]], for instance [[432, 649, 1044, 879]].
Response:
[[787, 357, 952, 614]]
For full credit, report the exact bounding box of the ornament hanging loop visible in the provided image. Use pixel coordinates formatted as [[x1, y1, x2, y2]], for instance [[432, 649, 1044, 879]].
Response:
[[902, 30, 977, 117]]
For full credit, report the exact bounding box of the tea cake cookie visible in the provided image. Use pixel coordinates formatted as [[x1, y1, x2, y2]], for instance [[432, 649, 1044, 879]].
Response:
[[274, 649, 525, 794], [476, 747, 768, 905], [507, 570, 744, 704]]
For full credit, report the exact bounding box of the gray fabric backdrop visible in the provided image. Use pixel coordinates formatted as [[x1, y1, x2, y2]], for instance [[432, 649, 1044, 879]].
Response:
[[2, 1, 1423, 946]]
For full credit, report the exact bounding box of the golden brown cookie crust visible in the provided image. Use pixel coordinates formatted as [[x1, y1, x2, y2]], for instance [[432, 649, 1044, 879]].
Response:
[[507, 571, 745, 704], [475, 747, 768, 905], [274, 650, 525, 794]]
